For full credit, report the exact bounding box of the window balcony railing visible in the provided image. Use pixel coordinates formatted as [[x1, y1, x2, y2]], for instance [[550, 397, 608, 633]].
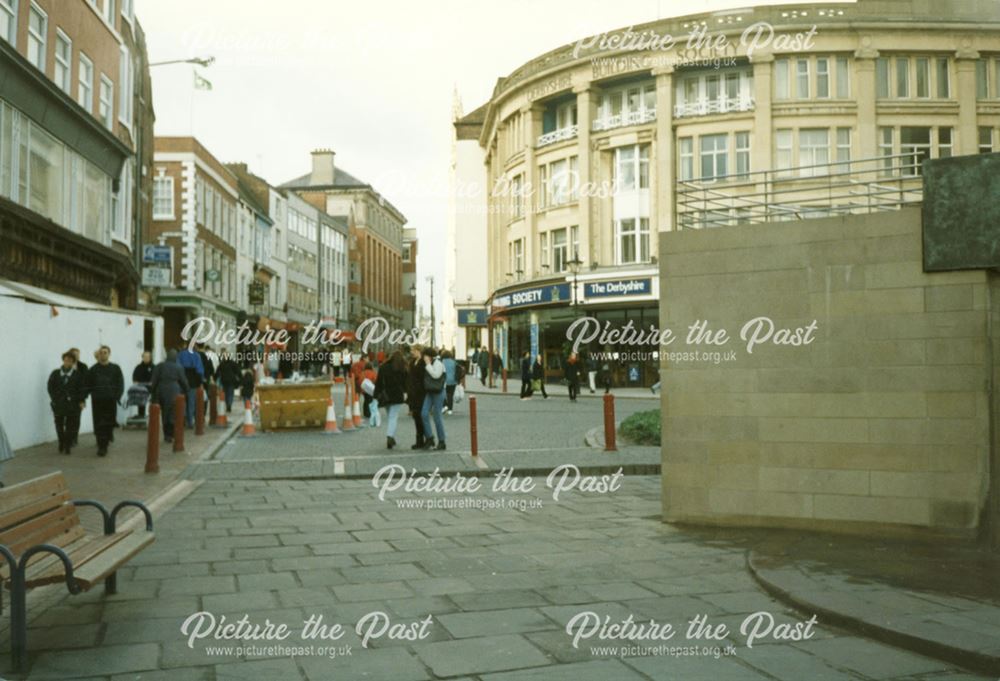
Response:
[[673, 96, 754, 118], [675, 154, 923, 230], [537, 125, 578, 147], [591, 109, 656, 132]]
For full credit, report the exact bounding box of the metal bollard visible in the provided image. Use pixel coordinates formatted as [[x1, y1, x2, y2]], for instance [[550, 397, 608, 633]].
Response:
[[195, 387, 205, 435], [469, 395, 478, 457], [173, 394, 185, 452], [603, 393, 617, 452], [502, 369, 507, 393], [145, 403, 160, 473], [208, 384, 218, 427]]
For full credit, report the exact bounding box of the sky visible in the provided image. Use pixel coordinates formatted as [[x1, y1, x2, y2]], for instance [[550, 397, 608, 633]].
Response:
[[136, 0, 830, 323]]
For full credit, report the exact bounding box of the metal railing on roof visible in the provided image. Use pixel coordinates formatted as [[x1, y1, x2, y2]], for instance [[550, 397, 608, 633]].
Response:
[[675, 153, 925, 230]]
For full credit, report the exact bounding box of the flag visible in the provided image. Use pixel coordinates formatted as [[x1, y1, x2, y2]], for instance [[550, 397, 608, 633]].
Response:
[[193, 70, 213, 91]]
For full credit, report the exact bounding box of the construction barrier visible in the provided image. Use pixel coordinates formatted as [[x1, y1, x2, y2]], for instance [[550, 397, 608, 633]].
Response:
[[342, 380, 355, 432], [241, 399, 257, 437], [215, 386, 228, 427], [323, 395, 340, 434]]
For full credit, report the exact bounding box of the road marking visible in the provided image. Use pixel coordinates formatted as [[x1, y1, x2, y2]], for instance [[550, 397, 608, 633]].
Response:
[[334, 458, 345, 475], [473, 454, 489, 470]]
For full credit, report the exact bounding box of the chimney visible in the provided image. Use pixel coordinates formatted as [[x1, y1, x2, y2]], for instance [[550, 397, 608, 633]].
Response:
[[310, 149, 336, 185]]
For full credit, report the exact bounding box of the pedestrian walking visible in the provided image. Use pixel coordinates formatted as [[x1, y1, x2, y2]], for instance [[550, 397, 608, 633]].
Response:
[[240, 368, 255, 403], [375, 351, 407, 449], [407, 345, 427, 449], [585, 352, 598, 394], [178, 344, 204, 428], [477, 346, 489, 384], [442, 350, 457, 413], [361, 362, 377, 418], [565, 352, 581, 402], [131, 352, 154, 418], [532, 354, 548, 399], [68, 348, 88, 446], [519, 351, 533, 400], [48, 351, 86, 454], [198, 344, 216, 417], [217, 353, 241, 412], [421, 348, 447, 450], [149, 350, 189, 443], [84, 346, 124, 456], [491, 351, 503, 384]]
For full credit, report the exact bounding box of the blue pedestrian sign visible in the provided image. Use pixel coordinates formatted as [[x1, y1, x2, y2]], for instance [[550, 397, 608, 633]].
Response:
[[143, 245, 172, 264]]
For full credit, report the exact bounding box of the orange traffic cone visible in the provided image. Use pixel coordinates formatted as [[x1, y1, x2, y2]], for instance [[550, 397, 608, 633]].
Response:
[[352, 390, 363, 428], [215, 389, 228, 427], [323, 396, 340, 434], [240, 399, 257, 437], [342, 382, 355, 432]]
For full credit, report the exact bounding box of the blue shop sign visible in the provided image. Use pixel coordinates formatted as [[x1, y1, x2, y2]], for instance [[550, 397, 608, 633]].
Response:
[[458, 309, 488, 326], [584, 278, 652, 299], [492, 283, 571, 311]]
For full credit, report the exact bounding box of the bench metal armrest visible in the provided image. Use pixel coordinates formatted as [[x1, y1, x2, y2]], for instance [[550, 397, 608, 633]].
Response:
[[18, 544, 81, 595], [110, 501, 153, 533], [72, 500, 112, 534]]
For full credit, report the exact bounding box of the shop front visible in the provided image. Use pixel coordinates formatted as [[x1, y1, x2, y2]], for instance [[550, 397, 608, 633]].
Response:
[[489, 269, 661, 388]]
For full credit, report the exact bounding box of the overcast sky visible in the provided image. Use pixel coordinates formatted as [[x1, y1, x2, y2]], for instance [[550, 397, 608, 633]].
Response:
[[136, 0, 830, 323]]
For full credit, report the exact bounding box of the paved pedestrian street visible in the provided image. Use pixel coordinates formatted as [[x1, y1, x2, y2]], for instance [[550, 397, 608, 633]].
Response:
[[10, 469, 990, 680]]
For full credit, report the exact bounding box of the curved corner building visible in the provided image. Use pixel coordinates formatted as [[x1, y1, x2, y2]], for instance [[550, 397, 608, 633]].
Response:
[[468, 0, 1000, 386]]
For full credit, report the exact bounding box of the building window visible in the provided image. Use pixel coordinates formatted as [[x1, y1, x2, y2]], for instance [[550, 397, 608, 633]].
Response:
[[915, 57, 929, 98], [153, 175, 174, 219], [735, 132, 750, 177], [513, 238, 524, 276], [875, 58, 889, 98], [699, 134, 728, 180], [0, 0, 15, 46], [816, 58, 829, 98], [103, 0, 115, 24], [549, 157, 577, 206], [99, 75, 113, 129], [595, 80, 656, 129], [900, 127, 930, 176], [775, 129, 792, 175], [678, 137, 693, 181], [539, 231, 549, 273], [26, 3, 47, 72], [121, 0, 133, 22], [938, 126, 953, 158], [570, 225, 579, 260], [78, 53, 93, 111], [795, 59, 809, 98], [979, 126, 993, 154], [511, 174, 523, 219], [879, 127, 895, 173], [937, 58, 950, 97], [774, 59, 789, 99], [836, 127, 851, 163], [614, 145, 649, 190], [54, 31, 71, 93], [835, 56, 849, 97], [616, 218, 649, 264], [119, 44, 132, 127], [799, 129, 830, 176], [552, 227, 568, 273], [895, 57, 909, 97], [976, 59, 989, 99]]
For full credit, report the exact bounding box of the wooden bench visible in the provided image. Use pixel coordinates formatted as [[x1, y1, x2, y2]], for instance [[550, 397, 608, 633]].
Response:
[[0, 472, 155, 671]]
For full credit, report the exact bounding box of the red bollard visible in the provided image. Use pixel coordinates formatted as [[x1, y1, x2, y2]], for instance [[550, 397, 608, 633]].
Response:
[[209, 384, 218, 427], [173, 394, 185, 452], [469, 395, 478, 457], [145, 403, 160, 473], [195, 387, 205, 435], [502, 369, 507, 394], [603, 393, 617, 452]]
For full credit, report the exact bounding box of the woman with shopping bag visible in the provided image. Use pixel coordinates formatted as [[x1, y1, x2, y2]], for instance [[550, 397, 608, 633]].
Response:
[[532, 354, 548, 399], [374, 351, 407, 449]]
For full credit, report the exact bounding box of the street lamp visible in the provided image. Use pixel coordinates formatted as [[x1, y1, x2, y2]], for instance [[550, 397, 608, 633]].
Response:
[[567, 256, 583, 317], [150, 56, 216, 68], [409, 283, 417, 329], [426, 275, 436, 348]]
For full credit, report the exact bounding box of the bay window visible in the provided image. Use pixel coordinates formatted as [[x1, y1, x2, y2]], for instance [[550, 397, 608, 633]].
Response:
[[594, 80, 656, 130], [676, 68, 753, 116]]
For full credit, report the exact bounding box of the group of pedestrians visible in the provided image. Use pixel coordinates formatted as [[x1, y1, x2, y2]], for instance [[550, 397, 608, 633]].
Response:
[[47, 346, 124, 457], [471, 347, 504, 385], [355, 345, 465, 451], [518, 352, 549, 400]]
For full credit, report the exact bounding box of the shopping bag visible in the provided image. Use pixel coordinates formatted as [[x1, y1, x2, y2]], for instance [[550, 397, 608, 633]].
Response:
[[531, 379, 541, 392], [369, 398, 381, 427], [454, 384, 465, 404], [361, 378, 376, 396]]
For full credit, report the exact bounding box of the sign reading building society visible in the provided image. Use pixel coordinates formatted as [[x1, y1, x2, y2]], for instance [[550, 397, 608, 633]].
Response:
[[492, 283, 571, 311], [584, 278, 652, 299]]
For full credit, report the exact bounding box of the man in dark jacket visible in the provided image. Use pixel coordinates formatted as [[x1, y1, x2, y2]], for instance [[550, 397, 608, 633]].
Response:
[[519, 351, 533, 400], [48, 352, 86, 454], [68, 348, 88, 446], [132, 352, 154, 417], [178, 345, 204, 428], [476, 346, 489, 385], [149, 350, 190, 442], [216, 354, 241, 413], [85, 346, 124, 456], [565, 352, 581, 402], [406, 345, 427, 449]]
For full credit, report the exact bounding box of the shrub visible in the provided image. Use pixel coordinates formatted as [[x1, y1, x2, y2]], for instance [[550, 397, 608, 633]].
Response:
[[619, 409, 661, 446]]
